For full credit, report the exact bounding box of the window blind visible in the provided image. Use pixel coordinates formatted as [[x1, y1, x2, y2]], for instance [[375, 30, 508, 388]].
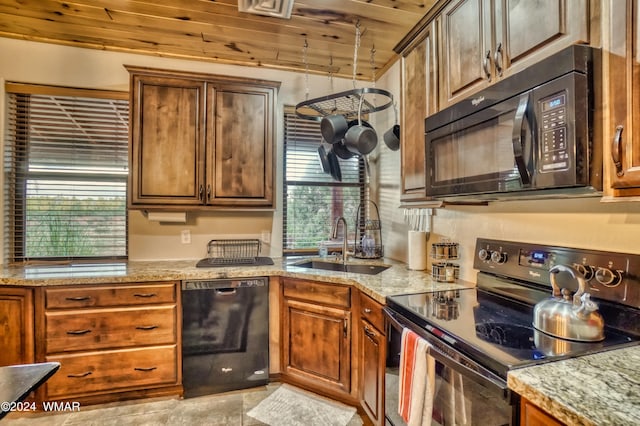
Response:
[[283, 108, 366, 254], [4, 83, 129, 262]]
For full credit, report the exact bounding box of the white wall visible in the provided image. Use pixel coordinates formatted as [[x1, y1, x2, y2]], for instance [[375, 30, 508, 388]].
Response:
[[0, 37, 358, 261], [375, 60, 640, 283]]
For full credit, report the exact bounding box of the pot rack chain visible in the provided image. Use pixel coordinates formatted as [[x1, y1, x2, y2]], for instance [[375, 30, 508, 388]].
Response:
[[303, 38, 309, 101], [294, 21, 394, 122]]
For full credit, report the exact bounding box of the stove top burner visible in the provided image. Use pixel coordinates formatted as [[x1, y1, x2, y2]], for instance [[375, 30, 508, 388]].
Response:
[[386, 285, 638, 379]]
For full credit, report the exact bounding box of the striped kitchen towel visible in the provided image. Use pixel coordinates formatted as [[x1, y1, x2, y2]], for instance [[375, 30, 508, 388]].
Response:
[[398, 328, 436, 426]]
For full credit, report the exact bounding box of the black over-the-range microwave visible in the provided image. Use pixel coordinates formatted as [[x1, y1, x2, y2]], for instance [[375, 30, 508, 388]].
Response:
[[425, 44, 602, 201]]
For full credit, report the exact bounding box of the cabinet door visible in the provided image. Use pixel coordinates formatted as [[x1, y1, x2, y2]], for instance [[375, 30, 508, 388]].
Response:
[[129, 73, 206, 206], [359, 319, 386, 426], [604, 0, 640, 195], [208, 84, 275, 207], [401, 21, 438, 202], [520, 397, 565, 426], [495, 0, 589, 77], [281, 298, 351, 395], [439, 0, 492, 107], [0, 287, 34, 366]]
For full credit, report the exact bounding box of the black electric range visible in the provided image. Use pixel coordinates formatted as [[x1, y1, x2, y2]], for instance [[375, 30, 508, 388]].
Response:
[[386, 238, 640, 381]]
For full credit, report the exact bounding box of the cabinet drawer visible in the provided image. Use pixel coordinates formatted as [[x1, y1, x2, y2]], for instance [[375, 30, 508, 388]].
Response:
[[45, 305, 177, 353], [45, 345, 178, 398], [282, 279, 350, 308], [45, 282, 177, 309], [359, 292, 384, 331]]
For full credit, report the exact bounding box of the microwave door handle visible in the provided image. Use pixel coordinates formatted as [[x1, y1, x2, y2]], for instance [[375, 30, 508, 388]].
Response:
[[512, 94, 532, 185]]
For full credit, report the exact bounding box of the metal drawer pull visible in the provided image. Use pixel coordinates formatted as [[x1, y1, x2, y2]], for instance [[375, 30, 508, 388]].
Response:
[[612, 125, 624, 177], [133, 293, 157, 298], [67, 371, 92, 378], [65, 296, 91, 301], [134, 367, 157, 372], [135, 325, 159, 330], [66, 329, 91, 335], [363, 308, 372, 314]]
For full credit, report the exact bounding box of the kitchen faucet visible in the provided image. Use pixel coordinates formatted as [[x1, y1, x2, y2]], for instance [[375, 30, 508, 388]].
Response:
[[331, 217, 349, 265]]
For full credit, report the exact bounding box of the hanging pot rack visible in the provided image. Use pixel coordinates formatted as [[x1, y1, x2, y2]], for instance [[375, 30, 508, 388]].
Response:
[[295, 21, 394, 122], [295, 87, 394, 122]]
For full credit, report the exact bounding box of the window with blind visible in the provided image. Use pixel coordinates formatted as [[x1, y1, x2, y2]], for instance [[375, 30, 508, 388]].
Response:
[[4, 84, 129, 262], [283, 108, 366, 255]]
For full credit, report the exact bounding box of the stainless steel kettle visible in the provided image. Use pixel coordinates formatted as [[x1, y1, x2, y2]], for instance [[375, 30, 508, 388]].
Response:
[[533, 264, 605, 342]]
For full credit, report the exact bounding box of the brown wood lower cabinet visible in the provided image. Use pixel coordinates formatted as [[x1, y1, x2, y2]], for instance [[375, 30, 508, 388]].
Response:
[[36, 281, 182, 404], [358, 293, 386, 426], [520, 397, 565, 426], [45, 345, 178, 398], [280, 278, 354, 401], [0, 287, 34, 366]]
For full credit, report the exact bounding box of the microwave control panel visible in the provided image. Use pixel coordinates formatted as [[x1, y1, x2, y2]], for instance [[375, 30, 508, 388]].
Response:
[[539, 92, 569, 173]]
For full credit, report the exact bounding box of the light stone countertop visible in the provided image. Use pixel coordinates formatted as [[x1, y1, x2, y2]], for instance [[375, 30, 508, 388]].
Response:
[[2, 256, 638, 424], [0, 257, 471, 304], [508, 345, 640, 426]]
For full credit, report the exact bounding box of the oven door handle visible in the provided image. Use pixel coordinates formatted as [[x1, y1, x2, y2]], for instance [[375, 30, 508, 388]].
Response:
[[384, 307, 508, 393], [512, 92, 532, 186]]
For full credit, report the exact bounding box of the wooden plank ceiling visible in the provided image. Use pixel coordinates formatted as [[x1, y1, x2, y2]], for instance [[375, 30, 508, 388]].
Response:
[[0, 0, 436, 80]]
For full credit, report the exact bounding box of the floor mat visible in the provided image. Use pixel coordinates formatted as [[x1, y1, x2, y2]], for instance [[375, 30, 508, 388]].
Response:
[[246, 384, 357, 426]]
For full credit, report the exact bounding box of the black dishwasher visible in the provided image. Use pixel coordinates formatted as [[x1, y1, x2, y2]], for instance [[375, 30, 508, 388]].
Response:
[[181, 277, 269, 397]]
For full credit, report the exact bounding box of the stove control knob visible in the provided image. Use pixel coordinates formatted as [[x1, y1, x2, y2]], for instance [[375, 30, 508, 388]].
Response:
[[595, 267, 623, 287], [478, 249, 492, 262], [490, 251, 508, 264], [573, 264, 595, 281]]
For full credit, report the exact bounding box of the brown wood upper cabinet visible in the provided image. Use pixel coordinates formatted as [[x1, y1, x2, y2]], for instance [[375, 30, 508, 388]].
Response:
[[439, 0, 589, 108], [127, 66, 279, 209], [400, 20, 439, 202], [602, 0, 640, 197]]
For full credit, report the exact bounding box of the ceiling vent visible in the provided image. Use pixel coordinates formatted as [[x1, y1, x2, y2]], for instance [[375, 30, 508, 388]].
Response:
[[238, 0, 294, 19]]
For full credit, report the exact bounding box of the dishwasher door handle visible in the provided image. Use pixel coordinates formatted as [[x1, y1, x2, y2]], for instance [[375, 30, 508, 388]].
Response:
[[215, 288, 237, 296]]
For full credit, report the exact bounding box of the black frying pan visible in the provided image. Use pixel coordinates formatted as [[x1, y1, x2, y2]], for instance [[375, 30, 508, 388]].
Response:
[[327, 149, 342, 181]]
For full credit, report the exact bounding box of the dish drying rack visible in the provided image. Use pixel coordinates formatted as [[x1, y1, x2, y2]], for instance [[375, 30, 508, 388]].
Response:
[[353, 201, 383, 259], [203, 239, 262, 265]]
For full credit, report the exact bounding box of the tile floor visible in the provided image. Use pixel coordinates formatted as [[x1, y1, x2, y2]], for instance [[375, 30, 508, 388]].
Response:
[[3, 384, 365, 426]]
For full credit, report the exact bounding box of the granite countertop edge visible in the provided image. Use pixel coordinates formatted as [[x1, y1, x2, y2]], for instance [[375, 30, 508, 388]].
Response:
[[0, 257, 473, 304], [507, 345, 640, 426]]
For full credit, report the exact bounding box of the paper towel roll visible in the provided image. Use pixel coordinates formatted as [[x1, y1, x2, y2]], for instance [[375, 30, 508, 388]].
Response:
[[408, 230, 428, 270]]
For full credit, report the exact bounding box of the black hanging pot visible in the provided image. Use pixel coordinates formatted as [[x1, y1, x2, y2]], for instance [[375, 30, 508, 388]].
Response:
[[344, 119, 377, 155], [327, 149, 342, 181], [317, 143, 331, 174], [332, 140, 356, 159], [344, 96, 378, 155], [383, 124, 400, 151], [321, 114, 349, 144]]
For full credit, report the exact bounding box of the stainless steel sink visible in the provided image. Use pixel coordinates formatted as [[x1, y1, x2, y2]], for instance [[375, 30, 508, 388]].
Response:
[[295, 260, 389, 275]]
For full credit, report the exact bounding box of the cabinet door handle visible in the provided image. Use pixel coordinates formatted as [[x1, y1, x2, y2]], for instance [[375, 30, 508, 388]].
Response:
[[133, 293, 157, 298], [67, 371, 92, 378], [66, 329, 91, 335], [363, 308, 372, 314], [65, 296, 91, 302], [494, 42, 503, 76], [207, 184, 212, 202], [199, 184, 204, 201], [343, 318, 349, 338], [612, 125, 625, 177], [363, 325, 377, 340], [135, 325, 159, 331], [483, 50, 492, 81], [134, 367, 157, 372]]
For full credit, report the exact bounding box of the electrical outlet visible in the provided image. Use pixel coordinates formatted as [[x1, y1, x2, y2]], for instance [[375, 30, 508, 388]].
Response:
[[261, 230, 271, 244], [181, 230, 191, 244]]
